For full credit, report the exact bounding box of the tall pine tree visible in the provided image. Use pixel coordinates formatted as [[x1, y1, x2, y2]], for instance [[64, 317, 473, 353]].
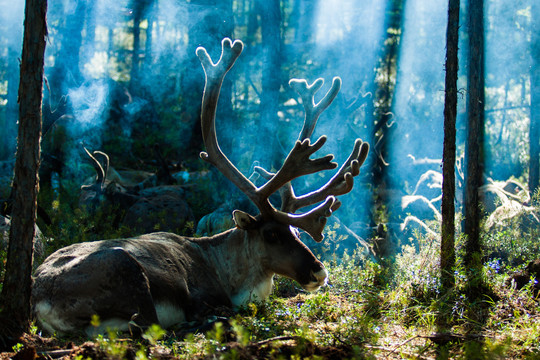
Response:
[[463, 0, 485, 292], [529, 1, 540, 197], [0, 0, 47, 348], [441, 0, 460, 293]]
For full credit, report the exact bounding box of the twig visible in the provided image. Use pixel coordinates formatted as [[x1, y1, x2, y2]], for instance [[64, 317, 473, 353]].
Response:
[[365, 344, 429, 360], [38, 349, 75, 359], [254, 335, 301, 346], [389, 334, 420, 355]]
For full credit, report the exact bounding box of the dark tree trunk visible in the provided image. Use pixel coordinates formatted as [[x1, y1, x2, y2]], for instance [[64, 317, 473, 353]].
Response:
[[463, 0, 485, 278], [529, 1, 540, 198], [257, 0, 282, 169], [130, 0, 148, 94], [369, 0, 405, 232], [440, 0, 460, 292], [0, 0, 47, 348]]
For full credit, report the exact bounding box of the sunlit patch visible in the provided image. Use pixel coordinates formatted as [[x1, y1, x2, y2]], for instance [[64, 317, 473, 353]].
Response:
[[84, 51, 109, 79], [314, 0, 353, 45]]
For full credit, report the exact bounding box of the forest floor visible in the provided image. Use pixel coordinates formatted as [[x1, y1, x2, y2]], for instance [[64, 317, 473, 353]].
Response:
[[3, 224, 539, 359], [1, 251, 539, 359], [0, 319, 532, 360]]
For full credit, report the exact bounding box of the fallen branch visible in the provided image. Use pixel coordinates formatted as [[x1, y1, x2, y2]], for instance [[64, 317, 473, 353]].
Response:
[[254, 335, 303, 346], [426, 332, 485, 345], [37, 349, 75, 359], [365, 344, 430, 360], [389, 334, 420, 355]]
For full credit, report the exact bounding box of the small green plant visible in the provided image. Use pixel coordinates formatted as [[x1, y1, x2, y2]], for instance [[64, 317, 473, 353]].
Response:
[[12, 342, 23, 353], [143, 324, 166, 346]]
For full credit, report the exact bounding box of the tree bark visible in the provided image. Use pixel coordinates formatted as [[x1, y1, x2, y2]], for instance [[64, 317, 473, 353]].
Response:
[[529, 1, 540, 198], [441, 0, 460, 292], [369, 0, 405, 233], [0, 0, 47, 348], [257, 0, 282, 169], [130, 0, 150, 94], [463, 0, 485, 276]]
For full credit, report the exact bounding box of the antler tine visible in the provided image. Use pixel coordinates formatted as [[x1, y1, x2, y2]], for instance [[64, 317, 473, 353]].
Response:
[[92, 150, 110, 182], [253, 140, 369, 243], [275, 196, 342, 242], [251, 167, 341, 242], [257, 135, 338, 201], [82, 147, 107, 192], [290, 77, 341, 140], [196, 38, 243, 82], [197, 39, 267, 211], [285, 139, 369, 214]]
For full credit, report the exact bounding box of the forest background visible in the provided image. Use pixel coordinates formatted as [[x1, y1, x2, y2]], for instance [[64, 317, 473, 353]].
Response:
[[0, 0, 539, 358]]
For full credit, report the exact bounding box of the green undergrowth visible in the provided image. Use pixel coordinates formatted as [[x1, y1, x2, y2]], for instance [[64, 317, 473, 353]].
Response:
[[17, 245, 538, 360]]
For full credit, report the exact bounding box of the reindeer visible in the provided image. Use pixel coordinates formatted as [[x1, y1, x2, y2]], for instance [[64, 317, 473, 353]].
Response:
[[32, 39, 369, 336]]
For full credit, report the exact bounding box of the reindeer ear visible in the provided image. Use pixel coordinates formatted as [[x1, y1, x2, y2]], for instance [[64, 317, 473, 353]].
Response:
[[232, 210, 258, 230]]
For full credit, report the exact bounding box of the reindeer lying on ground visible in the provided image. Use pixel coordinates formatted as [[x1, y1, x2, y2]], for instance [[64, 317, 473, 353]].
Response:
[[32, 38, 369, 336]]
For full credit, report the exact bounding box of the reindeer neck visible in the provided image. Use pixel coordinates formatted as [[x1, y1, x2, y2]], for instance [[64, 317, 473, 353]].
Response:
[[191, 228, 273, 306]]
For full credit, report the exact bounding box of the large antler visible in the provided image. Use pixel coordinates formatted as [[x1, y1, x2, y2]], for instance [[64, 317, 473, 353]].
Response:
[[197, 38, 367, 242], [256, 78, 369, 214]]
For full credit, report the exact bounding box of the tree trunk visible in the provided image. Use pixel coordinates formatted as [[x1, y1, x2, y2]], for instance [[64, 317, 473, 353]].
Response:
[[52, 0, 86, 91], [130, 0, 147, 94], [529, 1, 540, 198], [144, 0, 155, 74], [257, 0, 282, 169], [369, 0, 405, 234], [0, 0, 47, 348], [441, 0, 460, 292], [463, 0, 485, 279]]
